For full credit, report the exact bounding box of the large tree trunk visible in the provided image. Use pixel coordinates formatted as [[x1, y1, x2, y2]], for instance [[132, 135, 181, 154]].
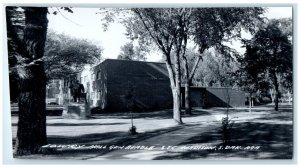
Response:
[[10, 7, 49, 155], [172, 87, 182, 123], [165, 63, 182, 124], [174, 47, 183, 124], [165, 55, 182, 124]]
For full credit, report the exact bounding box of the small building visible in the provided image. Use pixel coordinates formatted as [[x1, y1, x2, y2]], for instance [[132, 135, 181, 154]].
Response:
[[181, 87, 245, 108], [205, 87, 246, 107]]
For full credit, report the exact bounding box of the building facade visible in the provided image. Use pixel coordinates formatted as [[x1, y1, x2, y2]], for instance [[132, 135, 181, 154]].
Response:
[[48, 59, 245, 111]]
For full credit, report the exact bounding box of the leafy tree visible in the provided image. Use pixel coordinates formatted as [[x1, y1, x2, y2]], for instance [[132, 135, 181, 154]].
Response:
[[235, 45, 270, 111], [6, 7, 48, 155], [275, 18, 293, 91], [191, 48, 239, 87], [130, 8, 192, 123], [239, 19, 292, 111], [44, 30, 103, 80], [180, 8, 264, 114], [132, 8, 264, 116], [101, 8, 264, 123], [6, 6, 74, 155], [117, 42, 146, 61], [276, 18, 292, 38]]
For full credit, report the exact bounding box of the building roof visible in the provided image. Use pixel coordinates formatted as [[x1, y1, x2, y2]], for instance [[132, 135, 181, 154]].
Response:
[[96, 59, 169, 79]]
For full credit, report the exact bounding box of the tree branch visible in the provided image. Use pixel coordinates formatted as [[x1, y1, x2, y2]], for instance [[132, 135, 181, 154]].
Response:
[[188, 55, 202, 82]]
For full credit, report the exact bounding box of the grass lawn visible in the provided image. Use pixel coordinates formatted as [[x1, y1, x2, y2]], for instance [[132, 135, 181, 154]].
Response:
[[10, 104, 293, 160]]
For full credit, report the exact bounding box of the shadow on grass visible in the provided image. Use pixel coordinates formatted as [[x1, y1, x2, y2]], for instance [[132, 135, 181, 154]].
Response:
[[13, 124, 184, 159], [258, 115, 292, 121], [47, 122, 128, 127], [12, 122, 127, 127], [154, 122, 293, 160]]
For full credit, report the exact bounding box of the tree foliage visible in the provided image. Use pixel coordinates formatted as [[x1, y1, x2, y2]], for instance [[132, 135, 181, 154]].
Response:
[[44, 30, 103, 80], [191, 8, 264, 54], [237, 18, 292, 110], [117, 42, 147, 61], [190, 48, 239, 87]]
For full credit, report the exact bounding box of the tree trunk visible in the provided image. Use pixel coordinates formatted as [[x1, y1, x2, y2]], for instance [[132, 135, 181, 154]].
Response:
[[174, 48, 183, 124], [274, 89, 279, 111], [165, 61, 182, 124], [184, 83, 191, 114], [182, 56, 191, 114], [249, 94, 252, 113], [172, 87, 182, 124], [12, 7, 48, 155], [272, 71, 279, 111], [182, 55, 201, 115], [274, 86, 279, 111], [164, 55, 182, 124]]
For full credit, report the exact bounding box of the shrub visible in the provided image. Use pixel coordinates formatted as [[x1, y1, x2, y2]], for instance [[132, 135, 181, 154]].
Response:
[[221, 117, 234, 147], [129, 126, 137, 135]]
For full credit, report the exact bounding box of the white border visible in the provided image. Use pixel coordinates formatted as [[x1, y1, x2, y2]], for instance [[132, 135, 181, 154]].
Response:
[[1, 0, 299, 167]]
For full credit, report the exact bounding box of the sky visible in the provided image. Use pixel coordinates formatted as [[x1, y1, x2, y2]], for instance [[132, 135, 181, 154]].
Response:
[[47, 7, 293, 62]]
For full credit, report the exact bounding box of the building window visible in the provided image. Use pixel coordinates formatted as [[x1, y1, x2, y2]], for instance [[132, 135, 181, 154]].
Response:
[[97, 71, 101, 79]]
